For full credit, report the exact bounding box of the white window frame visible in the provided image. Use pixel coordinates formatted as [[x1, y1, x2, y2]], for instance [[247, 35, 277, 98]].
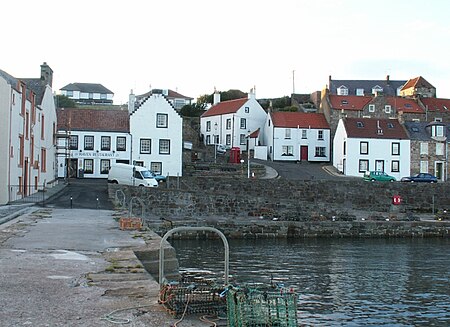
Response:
[[420, 161, 428, 173], [420, 142, 428, 155], [360, 141, 368, 155], [150, 162, 162, 175], [282, 145, 293, 156], [392, 142, 400, 155], [226, 119, 231, 130], [101, 136, 111, 151], [206, 121, 211, 132], [302, 130, 307, 139], [368, 104, 375, 112], [436, 143, 444, 156], [240, 118, 246, 129], [384, 105, 392, 114], [356, 88, 364, 96], [318, 130, 324, 140], [337, 86, 348, 95], [315, 147, 326, 157], [239, 134, 246, 145], [285, 129, 291, 139], [84, 159, 94, 174], [156, 113, 168, 128], [359, 159, 369, 173], [100, 159, 110, 174]]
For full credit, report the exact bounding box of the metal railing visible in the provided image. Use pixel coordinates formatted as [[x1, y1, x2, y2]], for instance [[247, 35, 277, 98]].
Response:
[[8, 184, 46, 205]]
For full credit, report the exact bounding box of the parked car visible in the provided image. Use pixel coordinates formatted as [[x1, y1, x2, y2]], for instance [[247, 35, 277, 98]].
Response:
[[363, 171, 396, 182], [149, 171, 167, 183], [401, 173, 438, 183]]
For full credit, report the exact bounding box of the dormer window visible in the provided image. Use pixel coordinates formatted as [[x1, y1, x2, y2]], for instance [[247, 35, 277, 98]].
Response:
[[431, 125, 444, 137], [356, 88, 364, 96], [372, 85, 383, 95], [337, 86, 349, 96], [385, 105, 392, 113], [368, 104, 375, 112], [341, 100, 348, 105]]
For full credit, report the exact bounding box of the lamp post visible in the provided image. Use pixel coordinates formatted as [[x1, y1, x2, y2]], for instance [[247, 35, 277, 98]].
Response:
[[247, 130, 250, 179], [214, 122, 218, 163]]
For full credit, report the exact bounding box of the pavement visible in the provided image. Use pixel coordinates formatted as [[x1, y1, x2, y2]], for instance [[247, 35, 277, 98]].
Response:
[[0, 182, 224, 326]]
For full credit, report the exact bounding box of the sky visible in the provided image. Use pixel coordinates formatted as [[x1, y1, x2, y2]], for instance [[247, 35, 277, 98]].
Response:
[[1, 0, 450, 105]]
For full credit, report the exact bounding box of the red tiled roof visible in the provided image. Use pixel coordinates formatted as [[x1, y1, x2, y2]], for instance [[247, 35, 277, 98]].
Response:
[[167, 89, 193, 100], [201, 98, 248, 117], [57, 108, 129, 132], [400, 76, 435, 91], [249, 128, 260, 138], [386, 97, 424, 113], [421, 97, 450, 112], [329, 95, 372, 111], [343, 118, 408, 139], [271, 112, 330, 129]]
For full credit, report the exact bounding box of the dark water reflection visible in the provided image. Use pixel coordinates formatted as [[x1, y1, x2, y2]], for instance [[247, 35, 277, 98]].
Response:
[[172, 238, 450, 326]]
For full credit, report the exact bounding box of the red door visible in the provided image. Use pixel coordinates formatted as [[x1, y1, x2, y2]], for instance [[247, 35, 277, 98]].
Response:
[[300, 146, 308, 161]]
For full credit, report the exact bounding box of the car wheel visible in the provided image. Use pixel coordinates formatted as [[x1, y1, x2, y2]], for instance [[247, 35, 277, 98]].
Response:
[[431, 181, 436, 183], [371, 178, 376, 182], [410, 180, 414, 183], [390, 179, 395, 182]]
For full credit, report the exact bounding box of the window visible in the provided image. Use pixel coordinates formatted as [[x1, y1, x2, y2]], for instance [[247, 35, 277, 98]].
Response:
[[372, 86, 383, 94], [302, 130, 307, 139], [84, 159, 93, 174], [140, 139, 151, 154], [41, 115, 45, 140], [337, 86, 348, 95], [356, 88, 364, 96], [240, 118, 246, 129], [420, 161, 428, 173], [84, 135, 94, 150], [100, 159, 110, 174], [41, 148, 46, 172], [420, 142, 428, 155], [66, 90, 73, 97], [245, 106, 249, 113], [315, 147, 326, 157], [240, 134, 246, 145], [431, 125, 444, 137], [226, 119, 231, 130], [101, 136, 111, 151], [343, 141, 346, 155], [206, 121, 211, 132], [285, 129, 291, 139], [368, 104, 375, 112], [156, 113, 168, 128], [360, 142, 368, 155], [384, 105, 391, 113], [318, 130, 324, 140], [69, 135, 78, 150], [159, 139, 170, 154], [359, 159, 369, 173], [19, 135, 24, 166], [392, 160, 400, 172], [25, 112, 29, 139], [282, 145, 293, 156], [436, 143, 444, 156], [173, 99, 185, 109], [116, 137, 126, 151], [150, 162, 162, 175], [357, 121, 364, 128], [226, 134, 231, 145], [134, 161, 144, 167], [392, 142, 400, 155], [206, 135, 211, 144], [101, 93, 107, 100]]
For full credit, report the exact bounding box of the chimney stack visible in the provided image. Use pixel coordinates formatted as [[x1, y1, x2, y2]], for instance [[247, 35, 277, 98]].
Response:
[[40, 62, 53, 87], [213, 87, 221, 105]]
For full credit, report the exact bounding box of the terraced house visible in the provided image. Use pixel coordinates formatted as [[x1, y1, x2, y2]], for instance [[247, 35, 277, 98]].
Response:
[[0, 63, 57, 205]]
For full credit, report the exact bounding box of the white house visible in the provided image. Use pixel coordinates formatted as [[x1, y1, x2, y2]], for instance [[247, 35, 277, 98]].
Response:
[[56, 108, 131, 179], [129, 92, 183, 177], [0, 62, 57, 204], [60, 83, 114, 105], [333, 117, 410, 179], [263, 111, 331, 162], [200, 89, 267, 151]]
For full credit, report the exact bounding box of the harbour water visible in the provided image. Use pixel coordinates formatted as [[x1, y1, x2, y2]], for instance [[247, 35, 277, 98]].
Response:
[[172, 238, 450, 326]]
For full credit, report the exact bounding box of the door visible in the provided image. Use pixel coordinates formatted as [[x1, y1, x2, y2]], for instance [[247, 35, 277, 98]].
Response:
[[67, 159, 78, 178], [375, 160, 384, 172], [300, 146, 308, 161], [435, 162, 443, 181]]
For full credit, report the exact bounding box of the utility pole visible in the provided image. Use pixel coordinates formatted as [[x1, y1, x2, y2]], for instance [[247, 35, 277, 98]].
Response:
[[292, 70, 295, 94]]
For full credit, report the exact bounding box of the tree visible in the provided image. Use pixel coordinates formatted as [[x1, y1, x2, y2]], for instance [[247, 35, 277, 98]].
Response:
[[55, 95, 76, 108], [180, 103, 206, 117]]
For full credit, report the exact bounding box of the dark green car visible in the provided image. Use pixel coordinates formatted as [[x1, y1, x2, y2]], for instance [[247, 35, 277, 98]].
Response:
[[363, 171, 396, 182]]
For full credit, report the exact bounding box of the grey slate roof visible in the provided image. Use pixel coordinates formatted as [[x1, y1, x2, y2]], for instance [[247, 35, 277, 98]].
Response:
[[0, 69, 48, 105], [404, 121, 450, 141], [60, 83, 114, 94], [329, 78, 407, 96]]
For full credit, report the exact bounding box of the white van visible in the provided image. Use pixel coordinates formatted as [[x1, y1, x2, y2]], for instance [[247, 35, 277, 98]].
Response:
[[108, 163, 158, 187]]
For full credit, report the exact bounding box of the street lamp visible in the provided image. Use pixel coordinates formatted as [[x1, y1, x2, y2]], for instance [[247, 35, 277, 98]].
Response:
[[247, 130, 251, 179], [214, 122, 218, 163]]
